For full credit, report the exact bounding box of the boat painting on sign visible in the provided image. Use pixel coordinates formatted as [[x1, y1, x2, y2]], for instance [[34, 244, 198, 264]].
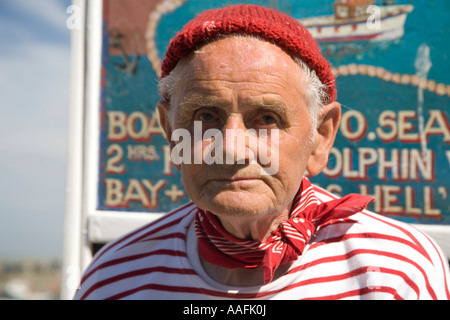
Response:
[[299, 0, 413, 43]]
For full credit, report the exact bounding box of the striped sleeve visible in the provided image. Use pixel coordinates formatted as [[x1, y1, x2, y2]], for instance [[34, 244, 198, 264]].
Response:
[[73, 202, 197, 300], [313, 184, 450, 300]]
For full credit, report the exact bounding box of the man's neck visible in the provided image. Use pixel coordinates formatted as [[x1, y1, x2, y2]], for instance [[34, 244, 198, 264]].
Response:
[[201, 259, 294, 287], [199, 206, 293, 286], [214, 206, 292, 242]]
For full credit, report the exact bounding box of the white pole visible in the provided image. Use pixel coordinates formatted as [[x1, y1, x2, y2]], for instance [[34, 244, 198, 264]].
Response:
[[79, 0, 104, 274], [60, 0, 87, 300]]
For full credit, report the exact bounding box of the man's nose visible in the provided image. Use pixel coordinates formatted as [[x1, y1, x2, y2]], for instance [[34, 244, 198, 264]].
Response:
[[222, 116, 256, 165]]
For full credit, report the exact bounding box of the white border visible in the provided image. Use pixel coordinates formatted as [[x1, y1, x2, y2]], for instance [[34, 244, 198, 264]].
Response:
[[87, 211, 164, 243]]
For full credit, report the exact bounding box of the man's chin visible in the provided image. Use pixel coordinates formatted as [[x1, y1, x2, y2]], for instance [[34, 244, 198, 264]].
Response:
[[200, 190, 274, 217]]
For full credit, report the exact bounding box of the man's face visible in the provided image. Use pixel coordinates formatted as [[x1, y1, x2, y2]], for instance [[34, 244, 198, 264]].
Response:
[[160, 37, 319, 219]]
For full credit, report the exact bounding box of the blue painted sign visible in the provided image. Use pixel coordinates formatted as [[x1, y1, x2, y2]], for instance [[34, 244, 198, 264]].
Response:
[[98, 0, 450, 224]]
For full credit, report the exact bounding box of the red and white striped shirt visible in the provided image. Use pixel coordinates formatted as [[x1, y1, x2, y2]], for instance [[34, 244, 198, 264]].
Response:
[[75, 183, 450, 300]]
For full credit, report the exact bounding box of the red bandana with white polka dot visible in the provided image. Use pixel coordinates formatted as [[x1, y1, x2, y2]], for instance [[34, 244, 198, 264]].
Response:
[[195, 178, 373, 284]]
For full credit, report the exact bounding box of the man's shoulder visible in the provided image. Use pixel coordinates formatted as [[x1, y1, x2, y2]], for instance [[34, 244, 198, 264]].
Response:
[[312, 184, 441, 253], [310, 184, 450, 299], [312, 183, 444, 258], [93, 201, 197, 262], [74, 202, 197, 299]]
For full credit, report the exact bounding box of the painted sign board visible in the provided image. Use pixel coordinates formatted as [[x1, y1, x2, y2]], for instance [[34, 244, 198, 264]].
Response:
[[98, 0, 450, 225]]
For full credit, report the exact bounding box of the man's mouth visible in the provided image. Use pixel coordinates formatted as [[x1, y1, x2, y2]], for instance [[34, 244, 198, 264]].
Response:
[[216, 177, 259, 181], [210, 177, 262, 187]]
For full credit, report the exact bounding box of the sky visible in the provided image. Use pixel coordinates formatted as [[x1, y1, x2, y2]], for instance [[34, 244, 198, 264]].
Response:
[[0, 0, 72, 258]]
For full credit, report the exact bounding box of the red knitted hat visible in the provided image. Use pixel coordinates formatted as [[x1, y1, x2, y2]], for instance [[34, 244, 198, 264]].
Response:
[[160, 4, 336, 103]]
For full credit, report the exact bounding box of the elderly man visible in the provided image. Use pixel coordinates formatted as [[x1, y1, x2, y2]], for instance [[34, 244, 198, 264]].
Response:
[[75, 5, 449, 300]]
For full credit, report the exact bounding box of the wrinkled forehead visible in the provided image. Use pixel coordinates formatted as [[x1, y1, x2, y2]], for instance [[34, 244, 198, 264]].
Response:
[[199, 36, 293, 63], [164, 36, 309, 118], [177, 36, 305, 84]]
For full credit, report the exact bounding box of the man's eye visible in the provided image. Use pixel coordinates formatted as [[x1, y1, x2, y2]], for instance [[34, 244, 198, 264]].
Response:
[[255, 114, 281, 128], [197, 111, 217, 123], [261, 115, 277, 125]]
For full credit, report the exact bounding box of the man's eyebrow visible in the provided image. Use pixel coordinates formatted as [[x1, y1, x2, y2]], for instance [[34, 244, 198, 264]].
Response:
[[178, 94, 225, 112], [245, 99, 289, 116], [177, 94, 289, 117]]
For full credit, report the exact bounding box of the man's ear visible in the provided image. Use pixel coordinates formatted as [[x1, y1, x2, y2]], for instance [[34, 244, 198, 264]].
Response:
[[306, 101, 341, 176], [157, 100, 180, 171], [157, 100, 172, 139]]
